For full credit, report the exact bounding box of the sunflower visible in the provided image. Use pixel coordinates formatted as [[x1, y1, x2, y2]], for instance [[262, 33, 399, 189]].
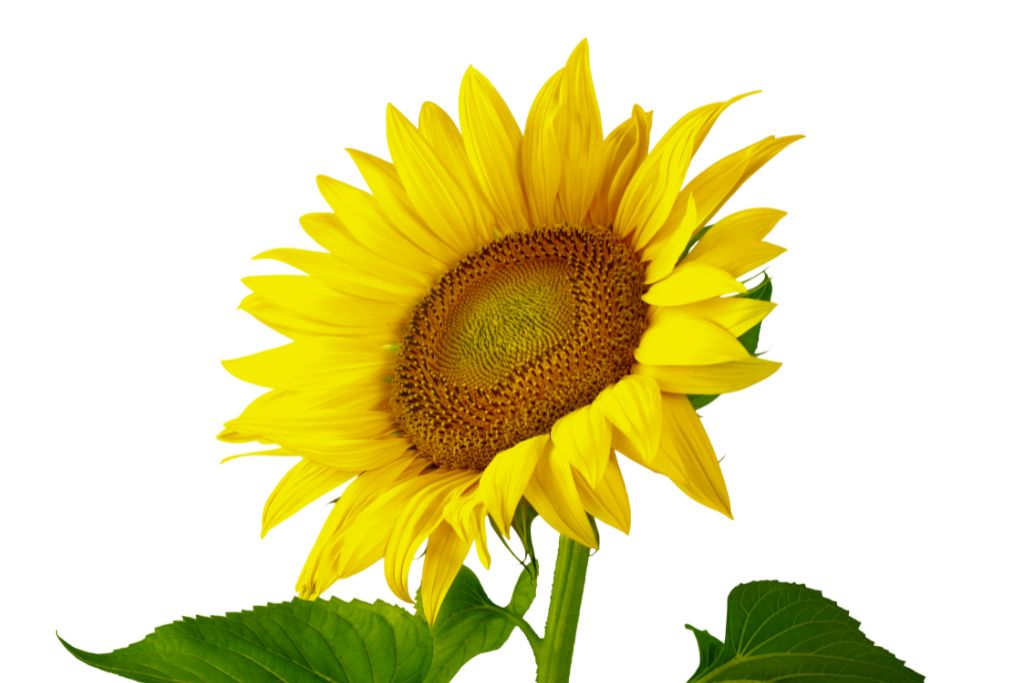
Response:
[[221, 40, 798, 623]]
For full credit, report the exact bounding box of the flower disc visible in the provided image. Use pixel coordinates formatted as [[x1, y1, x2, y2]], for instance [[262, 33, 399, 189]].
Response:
[[391, 226, 648, 469]]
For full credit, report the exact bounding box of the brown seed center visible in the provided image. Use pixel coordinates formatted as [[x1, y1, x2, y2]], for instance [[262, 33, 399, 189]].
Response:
[[390, 226, 647, 469]]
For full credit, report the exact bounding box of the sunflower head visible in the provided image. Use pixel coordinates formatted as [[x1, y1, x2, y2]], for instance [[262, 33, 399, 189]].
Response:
[[391, 226, 648, 470], [222, 39, 799, 623]]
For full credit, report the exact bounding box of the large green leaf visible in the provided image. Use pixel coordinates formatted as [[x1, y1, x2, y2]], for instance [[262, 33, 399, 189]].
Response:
[[60, 598, 432, 683], [689, 275, 773, 411], [420, 564, 538, 683], [686, 581, 924, 683]]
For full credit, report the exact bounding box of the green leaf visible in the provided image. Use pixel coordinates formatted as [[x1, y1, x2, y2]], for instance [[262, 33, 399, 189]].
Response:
[[686, 581, 925, 683], [422, 564, 538, 683], [60, 597, 432, 683], [689, 275, 772, 411]]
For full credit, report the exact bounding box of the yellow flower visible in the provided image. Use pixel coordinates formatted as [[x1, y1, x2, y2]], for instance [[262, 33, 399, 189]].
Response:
[[221, 40, 798, 623]]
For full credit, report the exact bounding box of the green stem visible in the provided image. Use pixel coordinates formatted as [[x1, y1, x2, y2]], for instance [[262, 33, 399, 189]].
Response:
[[536, 535, 590, 682]]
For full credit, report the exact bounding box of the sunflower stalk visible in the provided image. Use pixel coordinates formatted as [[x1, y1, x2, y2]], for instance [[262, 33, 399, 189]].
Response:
[[535, 535, 591, 683]]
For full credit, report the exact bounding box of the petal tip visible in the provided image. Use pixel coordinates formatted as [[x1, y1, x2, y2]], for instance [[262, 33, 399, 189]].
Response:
[[462, 64, 482, 84], [569, 37, 590, 60]]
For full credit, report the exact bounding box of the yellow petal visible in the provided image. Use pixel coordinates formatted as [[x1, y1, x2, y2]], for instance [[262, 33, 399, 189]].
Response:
[[593, 374, 662, 465], [693, 240, 786, 278], [525, 443, 598, 547], [643, 193, 699, 284], [221, 401, 395, 448], [238, 292, 399, 342], [421, 522, 473, 624], [297, 212, 433, 296], [222, 338, 392, 390], [219, 446, 290, 460], [240, 273, 404, 334], [591, 104, 652, 227], [478, 434, 547, 535], [220, 388, 397, 452], [219, 387, 408, 468], [297, 458, 425, 598], [643, 262, 746, 307], [471, 512, 491, 568], [225, 385, 385, 420], [301, 439, 416, 471], [633, 356, 781, 394], [616, 93, 753, 249], [555, 39, 603, 226], [254, 246, 415, 306], [418, 102, 495, 242], [550, 403, 612, 488], [574, 453, 630, 533], [635, 314, 752, 366], [418, 103, 472, 179], [347, 148, 467, 262], [316, 174, 446, 273], [332, 463, 437, 583], [444, 490, 491, 569], [386, 104, 484, 248], [655, 297, 776, 337], [689, 208, 786, 255], [384, 469, 478, 602], [522, 70, 564, 227], [262, 458, 354, 537], [459, 67, 530, 232], [687, 207, 788, 277], [243, 271, 410, 334], [222, 402, 411, 469], [682, 135, 802, 228], [238, 292, 352, 340], [650, 393, 732, 517]]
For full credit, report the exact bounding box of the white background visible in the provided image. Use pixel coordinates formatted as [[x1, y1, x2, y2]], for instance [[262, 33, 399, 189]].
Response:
[[2, 1, 1021, 681]]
